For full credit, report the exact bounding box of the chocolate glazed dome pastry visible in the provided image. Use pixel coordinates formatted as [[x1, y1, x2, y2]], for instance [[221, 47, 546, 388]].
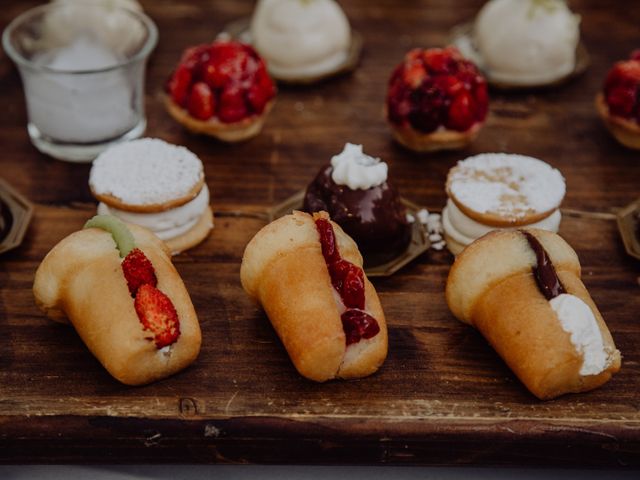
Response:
[[304, 143, 411, 266]]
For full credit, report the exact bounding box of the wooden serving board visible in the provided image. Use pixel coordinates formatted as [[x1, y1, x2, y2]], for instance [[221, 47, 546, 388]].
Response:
[[1, 0, 640, 466]]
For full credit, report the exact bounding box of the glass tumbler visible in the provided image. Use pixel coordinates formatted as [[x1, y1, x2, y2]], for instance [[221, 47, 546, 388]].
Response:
[[2, 3, 158, 162]]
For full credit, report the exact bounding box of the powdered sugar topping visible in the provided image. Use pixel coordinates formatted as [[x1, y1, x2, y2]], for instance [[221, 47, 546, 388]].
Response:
[[447, 153, 565, 219], [90, 138, 204, 206]]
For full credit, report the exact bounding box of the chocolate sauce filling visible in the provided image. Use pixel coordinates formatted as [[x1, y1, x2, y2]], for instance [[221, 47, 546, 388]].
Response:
[[521, 230, 566, 300]]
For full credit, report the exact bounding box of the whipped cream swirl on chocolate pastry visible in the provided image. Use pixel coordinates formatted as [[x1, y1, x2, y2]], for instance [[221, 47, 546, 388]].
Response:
[[98, 185, 209, 241], [331, 143, 388, 190], [475, 0, 580, 85], [522, 231, 608, 376], [251, 0, 350, 79], [304, 144, 410, 264]]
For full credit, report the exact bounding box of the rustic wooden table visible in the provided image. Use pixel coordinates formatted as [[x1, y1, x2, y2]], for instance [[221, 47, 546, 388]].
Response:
[[1, 0, 639, 466]]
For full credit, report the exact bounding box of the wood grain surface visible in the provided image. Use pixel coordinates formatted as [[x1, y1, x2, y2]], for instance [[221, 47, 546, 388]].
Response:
[[1, 0, 640, 466]]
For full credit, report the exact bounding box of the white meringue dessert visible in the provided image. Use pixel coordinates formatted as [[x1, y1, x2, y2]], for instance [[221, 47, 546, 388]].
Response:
[[250, 0, 352, 81], [473, 0, 581, 86]]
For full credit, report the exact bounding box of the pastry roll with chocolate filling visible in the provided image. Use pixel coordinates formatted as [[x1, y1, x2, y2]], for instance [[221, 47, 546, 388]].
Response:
[[446, 228, 621, 399], [240, 211, 388, 382]]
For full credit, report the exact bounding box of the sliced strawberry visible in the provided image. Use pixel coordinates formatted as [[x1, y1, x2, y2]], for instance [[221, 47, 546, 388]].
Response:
[[121, 248, 157, 296], [134, 284, 180, 348], [446, 90, 476, 131], [188, 82, 215, 121], [218, 86, 248, 123], [166, 65, 192, 107]]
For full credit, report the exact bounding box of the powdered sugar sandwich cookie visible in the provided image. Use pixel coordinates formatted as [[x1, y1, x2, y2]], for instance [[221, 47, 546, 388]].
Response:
[[89, 138, 213, 254], [442, 153, 565, 255]]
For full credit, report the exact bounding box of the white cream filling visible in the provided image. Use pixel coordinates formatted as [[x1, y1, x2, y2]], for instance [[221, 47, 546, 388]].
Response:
[[330, 143, 388, 190], [474, 0, 580, 85], [549, 294, 608, 376], [97, 185, 209, 241], [442, 199, 561, 247], [250, 0, 351, 79]]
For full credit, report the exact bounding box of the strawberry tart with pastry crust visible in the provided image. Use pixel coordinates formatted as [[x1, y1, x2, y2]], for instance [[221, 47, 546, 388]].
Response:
[[33, 215, 202, 385], [89, 138, 213, 255], [385, 46, 489, 152], [442, 153, 566, 255], [164, 40, 276, 142], [596, 50, 640, 150]]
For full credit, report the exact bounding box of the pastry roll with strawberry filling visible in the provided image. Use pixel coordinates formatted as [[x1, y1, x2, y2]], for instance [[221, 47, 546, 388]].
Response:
[[446, 228, 621, 400], [33, 215, 201, 385], [240, 211, 388, 382]]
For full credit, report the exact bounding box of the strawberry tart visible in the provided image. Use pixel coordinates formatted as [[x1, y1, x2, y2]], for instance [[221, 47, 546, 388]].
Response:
[[596, 51, 640, 150], [165, 40, 276, 142], [385, 46, 489, 152]]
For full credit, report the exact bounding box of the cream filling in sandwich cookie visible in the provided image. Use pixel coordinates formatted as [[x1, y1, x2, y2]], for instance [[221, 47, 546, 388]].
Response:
[[98, 185, 210, 241], [442, 198, 561, 248], [250, 0, 351, 79]]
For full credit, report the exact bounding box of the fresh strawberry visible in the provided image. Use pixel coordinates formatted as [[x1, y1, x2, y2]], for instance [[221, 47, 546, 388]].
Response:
[[121, 248, 157, 296], [166, 65, 192, 107], [604, 60, 640, 120], [188, 82, 214, 120], [203, 61, 226, 89], [446, 90, 476, 131], [434, 74, 463, 96], [407, 81, 447, 133], [606, 85, 637, 118], [631, 50, 640, 62], [180, 44, 210, 70], [404, 60, 427, 88], [423, 48, 451, 74], [210, 41, 249, 84], [134, 284, 180, 348], [218, 86, 248, 123]]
